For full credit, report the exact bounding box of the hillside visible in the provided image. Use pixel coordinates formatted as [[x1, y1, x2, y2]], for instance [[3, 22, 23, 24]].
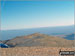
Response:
[[2, 33, 74, 47]]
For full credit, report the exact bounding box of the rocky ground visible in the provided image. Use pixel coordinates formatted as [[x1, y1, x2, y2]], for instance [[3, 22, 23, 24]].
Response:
[[0, 47, 75, 56]]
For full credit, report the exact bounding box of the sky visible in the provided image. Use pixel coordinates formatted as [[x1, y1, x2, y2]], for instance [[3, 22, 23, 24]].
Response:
[[1, 1, 74, 30]]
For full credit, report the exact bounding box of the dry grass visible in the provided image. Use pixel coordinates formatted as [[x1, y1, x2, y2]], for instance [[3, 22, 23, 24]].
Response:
[[0, 47, 75, 56]]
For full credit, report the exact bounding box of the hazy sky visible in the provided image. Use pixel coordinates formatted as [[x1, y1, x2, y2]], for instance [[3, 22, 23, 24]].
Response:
[[1, 1, 74, 30]]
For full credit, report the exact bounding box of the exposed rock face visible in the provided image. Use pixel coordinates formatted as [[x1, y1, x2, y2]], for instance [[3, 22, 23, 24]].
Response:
[[2, 33, 74, 47]]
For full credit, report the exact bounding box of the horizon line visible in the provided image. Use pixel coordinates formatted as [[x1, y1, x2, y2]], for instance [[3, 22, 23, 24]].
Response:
[[1, 24, 74, 31]]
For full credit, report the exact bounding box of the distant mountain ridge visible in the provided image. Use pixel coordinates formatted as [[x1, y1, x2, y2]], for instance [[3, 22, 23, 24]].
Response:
[[55, 33, 75, 40], [2, 33, 74, 47], [63, 34, 74, 40], [1, 25, 74, 40]]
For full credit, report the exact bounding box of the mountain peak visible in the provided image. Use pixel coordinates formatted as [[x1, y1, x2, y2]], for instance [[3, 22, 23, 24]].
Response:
[[31, 33, 41, 35], [28, 33, 45, 37]]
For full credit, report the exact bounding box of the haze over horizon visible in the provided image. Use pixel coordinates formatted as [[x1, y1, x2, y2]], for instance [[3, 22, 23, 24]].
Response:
[[1, 25, 74, 31], [1, 1, 74, 30]]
